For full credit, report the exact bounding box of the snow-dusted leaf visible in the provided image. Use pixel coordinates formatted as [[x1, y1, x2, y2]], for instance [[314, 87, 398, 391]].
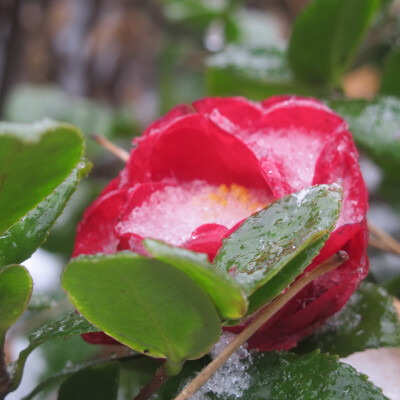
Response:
[[296, 282, 400, 357], [214, 184, 342, 315], [0, 120, 87, 266], [157, 351, 387, 399], [10, 312, 98, 392], [206, 45, 320, 100], [327, 96, 400, 168]]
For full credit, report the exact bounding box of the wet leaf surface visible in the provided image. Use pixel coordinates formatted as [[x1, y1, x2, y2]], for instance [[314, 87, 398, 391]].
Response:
[[327, 96, 400, 168], [10, 312, 98, 392], [157, 351, 388, 399], [214, 184, 341, 314], [295, 282, 400, 357]]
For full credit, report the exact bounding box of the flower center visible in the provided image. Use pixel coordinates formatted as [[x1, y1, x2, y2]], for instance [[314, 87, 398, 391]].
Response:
[[117, 180, 270, 246]]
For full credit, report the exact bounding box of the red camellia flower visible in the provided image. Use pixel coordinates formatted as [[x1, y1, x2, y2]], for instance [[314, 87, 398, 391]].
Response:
[[74, 96, 368, 351]]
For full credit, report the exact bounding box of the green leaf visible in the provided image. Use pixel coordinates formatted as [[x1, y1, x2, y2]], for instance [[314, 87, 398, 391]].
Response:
[[0, 265, 32, 347], [22, 354, 145, 400], [327, 96, 400, 168], [295, 282, 400, 357], [0, 120, 86, 266], [143, 239, 248, 320], [0, 164, 88, 266], [383, 274, 400, 297], [214, 184, 342, 314], [10, 312, 98, 392], [58, 364, 119, 400], [288, 0, 381, 86], [62, 252, 221, 367], [158, 352, 387, 399], [206, 45, 321, 100], [381, 47, 400, 97]]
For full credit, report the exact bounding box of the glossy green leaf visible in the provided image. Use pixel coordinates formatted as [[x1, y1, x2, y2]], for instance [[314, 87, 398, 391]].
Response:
[[158, 352, 387, 399], [58, 364, 119, 400], [327, 96, 400, 167], [0, 120, 86, 265], [143, 239, 248, 320], [214, 184, 342, 314], [246, 235, 328, 315], [206, 45, 320, 100], [0, 265, 32, 347], [10, 312, 98, 392], [288, 0, 380, 86], [296, 282, 400, 357], [62, 252, 221, 367], [381, 47, 400, 97], [0, 164, 89, 266]]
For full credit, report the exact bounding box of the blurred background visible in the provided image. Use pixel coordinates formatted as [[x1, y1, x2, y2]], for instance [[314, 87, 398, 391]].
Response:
[[1, 0, 400, 398]]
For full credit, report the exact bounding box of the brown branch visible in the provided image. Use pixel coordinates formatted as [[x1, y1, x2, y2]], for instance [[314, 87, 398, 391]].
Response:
[[91, 134, 130, 162], [174, 251, 349, 400], [0, 342, 12, 400], [133, 365, 168, 400], [368, 221, 400, 257]]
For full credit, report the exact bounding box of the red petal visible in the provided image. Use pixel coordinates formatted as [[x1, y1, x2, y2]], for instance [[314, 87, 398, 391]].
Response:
[[261, 95, 326, 110], [81, 332, 121, 345], [73, 183, 128, 257], [139, 104, 193, 140], [193, 97, 262, 132], [185, 223, 228, 261], [117, 232, 148, 256], [313, 133, 368, 228], [129, 114, 271, 190]]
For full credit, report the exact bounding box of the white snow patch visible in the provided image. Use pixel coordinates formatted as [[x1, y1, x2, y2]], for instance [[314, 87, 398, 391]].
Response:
[[187, 333, 253, 400], [341, 348, 400, 400], [117, 180, 269, 246]]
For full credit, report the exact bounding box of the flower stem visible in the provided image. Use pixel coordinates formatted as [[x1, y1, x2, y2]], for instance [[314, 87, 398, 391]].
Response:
[[368, 221, 400, 256], [173, 251, 349, 400], [91, 134, 130, 162], [133, 365, 168, 400]]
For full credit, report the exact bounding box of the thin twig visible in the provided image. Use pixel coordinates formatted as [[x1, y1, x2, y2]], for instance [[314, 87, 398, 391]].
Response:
[[368, 235, 391, 253], [368, 221, 400, 257], [174, 251, 349, 400], [394, 298, 400, 320], [91, 134, 130, 162], [133, 365, 168, 400]]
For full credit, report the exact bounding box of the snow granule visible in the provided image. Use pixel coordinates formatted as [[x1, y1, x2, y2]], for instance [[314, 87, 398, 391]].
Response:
[[117, 180, 270, 246]]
